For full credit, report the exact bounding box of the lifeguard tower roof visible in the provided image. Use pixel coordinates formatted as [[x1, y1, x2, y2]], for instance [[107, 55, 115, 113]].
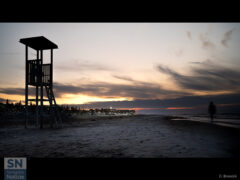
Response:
[[19, 36, 58, 50]]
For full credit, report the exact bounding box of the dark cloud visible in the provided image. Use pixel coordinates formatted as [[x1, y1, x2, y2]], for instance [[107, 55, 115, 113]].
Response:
[[53, 81, 190, 99], [221, 28, 235, 47], [1, 84, 240, 114], [186, 31, 192, 40], [80, 93, 240, 114], [199, 34, 215, 49], [190, 62, 202, 64], [0, 88, 25, 95], [157, 61, 240, 91], [112, 75, 135, 82], [0, 80, 189, 100], [0, 87, 39, 97]]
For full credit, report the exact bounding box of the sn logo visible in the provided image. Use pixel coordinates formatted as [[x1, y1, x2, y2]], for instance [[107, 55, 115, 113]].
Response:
[[4, 158, 27, 170]]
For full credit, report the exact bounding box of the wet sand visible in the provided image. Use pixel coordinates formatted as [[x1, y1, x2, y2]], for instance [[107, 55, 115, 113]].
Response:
[[0, 115, 240, 158]]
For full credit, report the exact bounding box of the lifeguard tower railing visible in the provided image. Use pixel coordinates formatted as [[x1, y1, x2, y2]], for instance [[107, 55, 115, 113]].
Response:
[[27, 59, 51, 86]]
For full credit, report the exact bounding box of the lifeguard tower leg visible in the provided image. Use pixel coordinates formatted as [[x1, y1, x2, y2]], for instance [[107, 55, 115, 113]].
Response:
[[35, 50, 39, 127], [25, 45, 28, 129], [40, 50, 44, 129]]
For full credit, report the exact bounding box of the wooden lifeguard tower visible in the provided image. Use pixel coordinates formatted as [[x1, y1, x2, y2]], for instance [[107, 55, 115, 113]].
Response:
[[20, 36, 62, 129]]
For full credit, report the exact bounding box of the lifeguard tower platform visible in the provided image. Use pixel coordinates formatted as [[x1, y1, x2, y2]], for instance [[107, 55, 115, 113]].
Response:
[[20, 36, 62, 128]]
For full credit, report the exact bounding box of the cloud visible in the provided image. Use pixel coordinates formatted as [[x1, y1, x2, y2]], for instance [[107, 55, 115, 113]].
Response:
[[190, 59, 214, 65], [0, 79, 190, 101], [199, 34, 215, 50], [186, 31, 192, 40], [53, 81, 190, 100], [0, 87, 38, 97], [55, 59, 113, 72], [2, 59, 240, 105], [0, 78, 190, 100], [189, 62, 202, 64], [79, 93, 240, 114], [1, 83, 240, 114], [0, 88, 25, 95], [157, 61, 240, 91], [221, 28, 235, 47], [112, 75, 135, 82]]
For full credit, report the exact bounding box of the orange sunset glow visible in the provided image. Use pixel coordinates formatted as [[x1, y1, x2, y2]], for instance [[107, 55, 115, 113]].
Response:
[[166, 107, 194, 110]]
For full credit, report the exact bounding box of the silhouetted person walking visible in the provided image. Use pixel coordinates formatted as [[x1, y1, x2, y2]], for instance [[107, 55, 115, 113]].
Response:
[[208, 101, 216, 123]]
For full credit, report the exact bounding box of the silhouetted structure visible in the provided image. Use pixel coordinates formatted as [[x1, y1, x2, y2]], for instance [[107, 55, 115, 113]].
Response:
[[208, 101, 216, 123], [20, 36, 62, 129]]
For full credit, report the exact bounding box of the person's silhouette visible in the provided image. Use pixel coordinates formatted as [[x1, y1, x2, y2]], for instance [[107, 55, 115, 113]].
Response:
[[208, 101, 216, 123]]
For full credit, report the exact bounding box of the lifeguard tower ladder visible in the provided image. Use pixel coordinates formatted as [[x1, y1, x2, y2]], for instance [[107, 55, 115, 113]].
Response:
[[20, 36, 62, 129]]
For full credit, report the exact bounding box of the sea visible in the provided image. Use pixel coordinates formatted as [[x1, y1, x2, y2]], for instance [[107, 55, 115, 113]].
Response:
[[136, 109, 240, 129]]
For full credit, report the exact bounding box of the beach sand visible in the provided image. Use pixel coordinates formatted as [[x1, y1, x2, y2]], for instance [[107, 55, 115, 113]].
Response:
[[0, 115, 240, 158]]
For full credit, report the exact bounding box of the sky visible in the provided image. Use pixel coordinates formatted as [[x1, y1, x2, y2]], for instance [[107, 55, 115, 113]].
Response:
[[0, 23, 240, 114]]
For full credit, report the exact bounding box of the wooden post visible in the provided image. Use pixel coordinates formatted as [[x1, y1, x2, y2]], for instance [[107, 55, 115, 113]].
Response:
[[50, 49, 53, 108], [36, 50, 39, 127], [50, 49, 53, 87], [25, 45, 28, 129], [40, 50, 43, 129], [50, 49, 54, 127]]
